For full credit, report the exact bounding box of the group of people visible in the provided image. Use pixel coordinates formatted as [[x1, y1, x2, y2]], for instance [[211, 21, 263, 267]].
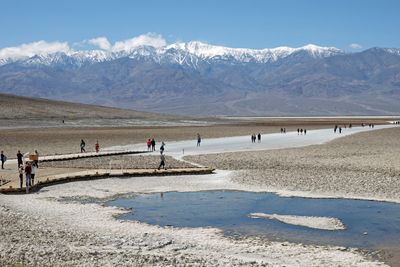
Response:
[[280, 128, 287, 134], [0, 150, 39, 191], [146, 138, 157, 151], [297, 128, 307, 135], [251, 133, 262, 143], [80, 139, 100, 153]]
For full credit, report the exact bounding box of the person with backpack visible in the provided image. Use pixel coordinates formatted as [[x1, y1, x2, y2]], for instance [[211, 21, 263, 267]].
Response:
[[0, 151, 6, 169]]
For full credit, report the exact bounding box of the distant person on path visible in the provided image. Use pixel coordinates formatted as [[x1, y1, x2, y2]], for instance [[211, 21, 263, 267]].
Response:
[[158, 153, 166, 170], [339, 127, 342, 134], [18, 165, 24, 189], [304, 129, 307, 135], [31, 162, 37, 186], [300, 129, 303, 135], [257, 133, 261, 143], [80, 139, 86, 153], [334, 125, 338, 133], [95, 141, 100, 153], [17, 150, 23, 167], [283, 128, 286, 133], [297, 128, 300, 135], [160, 142, 165, 154], [0, 151, 6, 169], [151, 138, 156, 151], [25, 162, 32, 192], [197, 133, 201, 147], [147, 139, 152, 151]]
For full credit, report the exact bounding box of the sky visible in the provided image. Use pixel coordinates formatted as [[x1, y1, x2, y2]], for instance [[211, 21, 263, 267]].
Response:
[[0, 0, 399, 53]]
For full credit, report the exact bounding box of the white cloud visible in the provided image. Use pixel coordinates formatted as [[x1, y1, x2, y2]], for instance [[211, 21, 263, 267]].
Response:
[[0, 33, 168, 60], [0, 40, 70, 60], [111, 33, 167, 52], [88, 37, 111, 50], [349, 43, 362, 49]]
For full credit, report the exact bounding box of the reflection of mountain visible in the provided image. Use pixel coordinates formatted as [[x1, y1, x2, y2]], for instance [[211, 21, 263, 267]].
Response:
[[1, 42, 399, 115]]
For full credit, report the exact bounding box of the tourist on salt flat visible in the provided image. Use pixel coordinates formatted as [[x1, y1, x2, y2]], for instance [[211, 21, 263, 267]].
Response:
[[17, 150, 23, 167], [95, 141, 100, 153], [31, 162, 37, 186], [158, 152, 166, 170], [25, 161, 32, 192], [197, 133, 201, 147], [0, 151, 6, 169], [80, 139, 86, 153]]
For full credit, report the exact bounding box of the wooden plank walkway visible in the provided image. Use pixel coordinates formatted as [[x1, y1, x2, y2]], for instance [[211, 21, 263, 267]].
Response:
[[38, 150, 148, 162], [0, 167, 215, 194]]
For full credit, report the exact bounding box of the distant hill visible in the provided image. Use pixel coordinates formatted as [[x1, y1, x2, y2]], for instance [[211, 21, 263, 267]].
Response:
[[0, 93, 170, 119], [0, 42, 399, 115]]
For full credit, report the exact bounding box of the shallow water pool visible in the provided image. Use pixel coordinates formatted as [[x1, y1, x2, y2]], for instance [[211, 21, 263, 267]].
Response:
[[105, 191, 400, 249]]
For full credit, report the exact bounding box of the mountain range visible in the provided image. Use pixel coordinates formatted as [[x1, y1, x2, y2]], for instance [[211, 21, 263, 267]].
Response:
[[0, 42, 399, 115]]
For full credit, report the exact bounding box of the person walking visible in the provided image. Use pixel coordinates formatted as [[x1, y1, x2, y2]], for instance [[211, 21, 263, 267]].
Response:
[[257, 133, 261, 143], [17, 150, 23, 167], [304, 129, 307, 135], [297, 128, 300, 135], [160, 142, 165, 154], [151, 138, 156, 151], [0, 151, 6, 169], [18, 164, 24, 189], [339, 127, 342, 134], [197, 133, 201, 147], [25, 161, 32, 192], [158, 152, 166, 170], [95, 141, 100, 153], [80, 139, 86, 153]]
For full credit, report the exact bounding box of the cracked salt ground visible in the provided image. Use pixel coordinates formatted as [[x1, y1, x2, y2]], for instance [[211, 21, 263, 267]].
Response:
[[105, 191, 400, 249]]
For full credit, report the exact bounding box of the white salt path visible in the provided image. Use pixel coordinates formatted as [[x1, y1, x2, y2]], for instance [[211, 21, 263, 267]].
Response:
[[249, 213, 346, 231], [105, 125, 395, 159]]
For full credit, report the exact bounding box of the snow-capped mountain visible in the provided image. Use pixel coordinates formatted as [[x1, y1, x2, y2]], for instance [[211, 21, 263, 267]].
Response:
[[0, 42, 343, 67]]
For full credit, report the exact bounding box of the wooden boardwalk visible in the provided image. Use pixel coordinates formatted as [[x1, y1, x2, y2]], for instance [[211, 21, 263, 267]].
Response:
[[0, 167, 214, 194], [38, 150, 148, 162]]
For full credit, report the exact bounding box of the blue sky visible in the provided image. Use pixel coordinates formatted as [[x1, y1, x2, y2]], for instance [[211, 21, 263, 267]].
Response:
[[0, 0, 399, 51]]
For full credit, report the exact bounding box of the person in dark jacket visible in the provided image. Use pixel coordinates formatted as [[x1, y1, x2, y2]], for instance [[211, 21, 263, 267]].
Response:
[[17, 150, 23, 167], [0, 151, 6, 169]]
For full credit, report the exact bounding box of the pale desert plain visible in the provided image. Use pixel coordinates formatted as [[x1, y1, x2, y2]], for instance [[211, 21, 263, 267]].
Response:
[[1, 111, 400, 266]]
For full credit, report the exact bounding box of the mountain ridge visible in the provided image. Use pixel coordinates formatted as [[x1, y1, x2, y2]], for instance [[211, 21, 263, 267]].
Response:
[[0, 44, 399, 116]]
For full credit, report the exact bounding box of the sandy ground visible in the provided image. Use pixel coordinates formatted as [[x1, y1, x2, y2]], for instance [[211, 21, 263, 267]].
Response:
[[185, 127, 400, 203]]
